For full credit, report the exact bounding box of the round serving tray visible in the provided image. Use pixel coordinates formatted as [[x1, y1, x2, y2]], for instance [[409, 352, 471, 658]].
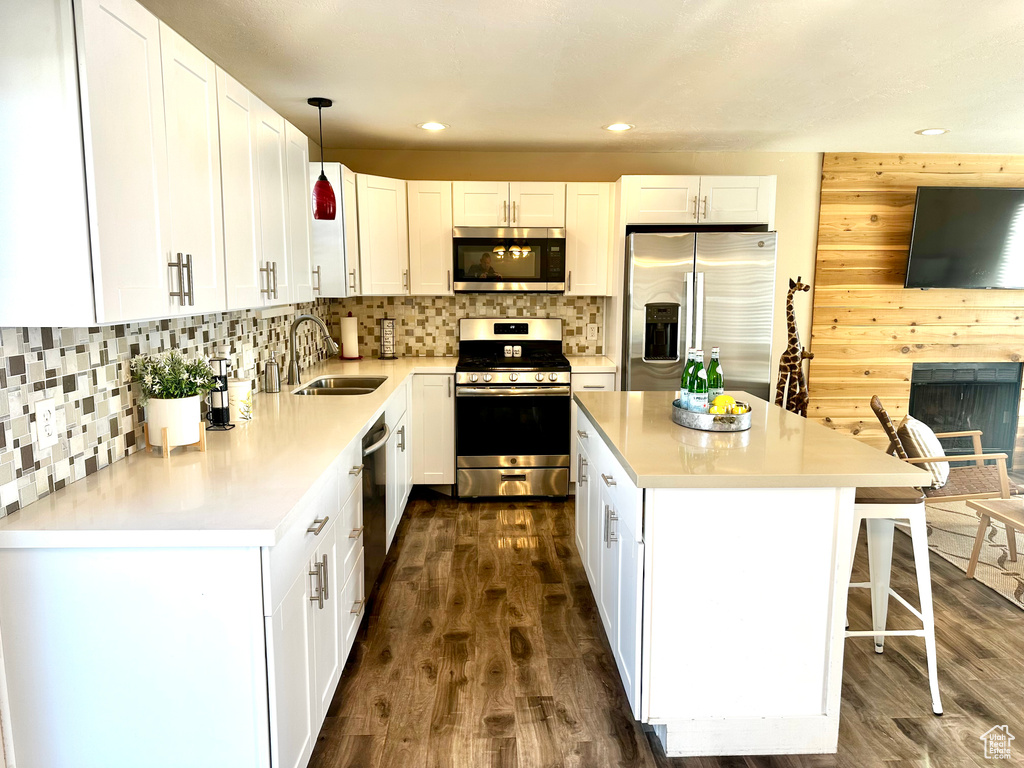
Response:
[[672, 398, 752, 432]]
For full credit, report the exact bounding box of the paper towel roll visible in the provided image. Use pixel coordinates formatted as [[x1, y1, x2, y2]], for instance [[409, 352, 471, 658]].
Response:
[[340, 316, 361, 359]]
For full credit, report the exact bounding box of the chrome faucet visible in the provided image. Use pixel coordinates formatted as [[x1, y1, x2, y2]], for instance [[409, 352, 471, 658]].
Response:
[[287, 314, 340, 386]]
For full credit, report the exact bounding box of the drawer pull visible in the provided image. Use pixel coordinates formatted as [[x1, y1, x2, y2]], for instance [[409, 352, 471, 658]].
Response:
[[309, 562, 324, 609], [321, 554, 329, 600], [349, 464, 364, 476], [349, 526, 364, 539], [350, 598, 365, 615], [307, 516, 329, 535], [601, 474, 616, 487], [583, 385, 604, 389], [577, 430, 589, 438], [501, 473, 527, 482]]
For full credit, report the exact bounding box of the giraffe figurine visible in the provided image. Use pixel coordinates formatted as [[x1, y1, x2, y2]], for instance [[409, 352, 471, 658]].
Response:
[[775, 276, 814, 417]]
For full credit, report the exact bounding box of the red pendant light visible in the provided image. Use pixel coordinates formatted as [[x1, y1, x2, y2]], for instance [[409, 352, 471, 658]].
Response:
[[308, 97, 336, 220]]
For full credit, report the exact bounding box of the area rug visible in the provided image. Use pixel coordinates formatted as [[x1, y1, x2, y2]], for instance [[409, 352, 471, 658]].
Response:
[[922, 500, 1024, 610]]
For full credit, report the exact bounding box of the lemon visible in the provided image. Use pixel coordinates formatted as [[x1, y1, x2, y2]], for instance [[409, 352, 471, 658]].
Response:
[[712, 395, 735, 408], [708, 405, 726, 414]]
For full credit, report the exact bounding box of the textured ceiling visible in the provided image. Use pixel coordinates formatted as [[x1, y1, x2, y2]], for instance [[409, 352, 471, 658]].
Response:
[[138, 0, 1024, 153]]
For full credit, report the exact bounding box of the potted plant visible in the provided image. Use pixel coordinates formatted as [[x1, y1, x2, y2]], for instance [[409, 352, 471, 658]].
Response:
[[130, 350, 217, 450]]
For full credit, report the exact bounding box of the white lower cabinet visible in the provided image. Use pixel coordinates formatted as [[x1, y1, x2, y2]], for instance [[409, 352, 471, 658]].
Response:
[[411, 374, 455, 485], [386, 410, 411, 552], [570, 373, 616, 482], [574, 408, 644, 716]]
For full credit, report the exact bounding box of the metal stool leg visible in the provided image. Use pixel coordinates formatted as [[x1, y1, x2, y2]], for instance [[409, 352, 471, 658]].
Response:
[[865, 517, 895, 653], [908, 513, 943, 715]]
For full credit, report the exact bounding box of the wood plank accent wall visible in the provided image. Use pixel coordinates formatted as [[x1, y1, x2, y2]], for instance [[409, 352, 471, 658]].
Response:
[[808, 153, 1024, 454]]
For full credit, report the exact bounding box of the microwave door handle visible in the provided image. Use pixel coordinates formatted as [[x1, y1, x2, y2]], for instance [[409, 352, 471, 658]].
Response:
[[684, 272, 694, 351]]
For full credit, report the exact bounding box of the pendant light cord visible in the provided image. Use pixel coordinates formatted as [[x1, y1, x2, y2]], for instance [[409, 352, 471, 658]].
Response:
[[317, 105, 325, 174]]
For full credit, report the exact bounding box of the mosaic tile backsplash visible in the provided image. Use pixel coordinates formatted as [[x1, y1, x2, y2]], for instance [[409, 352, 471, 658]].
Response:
[[0, 295, 603, 517], [326, 295, 604, 358]]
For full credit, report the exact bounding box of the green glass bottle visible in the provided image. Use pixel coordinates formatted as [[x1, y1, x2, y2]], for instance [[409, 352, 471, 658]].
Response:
[[688, 349, 708, 412], [680, 348, 696, 407], [707, 347, 724, 400]]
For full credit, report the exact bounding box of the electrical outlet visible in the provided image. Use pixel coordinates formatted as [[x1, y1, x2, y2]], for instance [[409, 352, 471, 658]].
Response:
[[34, 398, 57, 451], [586, 324, 600, 341]]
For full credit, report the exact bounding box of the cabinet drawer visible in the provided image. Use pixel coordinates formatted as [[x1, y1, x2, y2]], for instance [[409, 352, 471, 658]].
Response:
[[571, 372, 616, 392], [340, 548, 366, 658], [590, 435, 640, 534], [338, 480, 363, 581], [263, 462, 341, 615], [337, 435, 363, 506]]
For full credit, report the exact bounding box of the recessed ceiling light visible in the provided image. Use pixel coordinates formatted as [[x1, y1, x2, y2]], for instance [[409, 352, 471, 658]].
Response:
[[604, 123, 635, 132], [417, 122, 448, 131], [915, 128, 949, 136]]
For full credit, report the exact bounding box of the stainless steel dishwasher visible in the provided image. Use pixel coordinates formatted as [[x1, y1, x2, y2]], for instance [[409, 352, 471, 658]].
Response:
[[361, 415, 389, 595]]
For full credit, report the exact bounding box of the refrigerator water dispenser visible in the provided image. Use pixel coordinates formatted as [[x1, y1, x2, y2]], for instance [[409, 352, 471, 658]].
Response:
[[643, 303, 680, 361]]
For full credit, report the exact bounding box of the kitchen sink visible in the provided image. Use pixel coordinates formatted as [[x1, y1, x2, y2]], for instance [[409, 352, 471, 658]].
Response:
[[293, 376, 387, 396]]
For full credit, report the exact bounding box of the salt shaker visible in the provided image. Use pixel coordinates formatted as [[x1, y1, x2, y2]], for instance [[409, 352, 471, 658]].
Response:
[[263, 352, 281, 394]]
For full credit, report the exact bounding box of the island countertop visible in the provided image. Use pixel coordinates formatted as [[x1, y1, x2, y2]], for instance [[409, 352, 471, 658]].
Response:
[[573, 390, 930, 489]]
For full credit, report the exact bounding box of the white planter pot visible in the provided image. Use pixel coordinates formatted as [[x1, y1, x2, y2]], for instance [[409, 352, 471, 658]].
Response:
[[145, 395, 201, 448]]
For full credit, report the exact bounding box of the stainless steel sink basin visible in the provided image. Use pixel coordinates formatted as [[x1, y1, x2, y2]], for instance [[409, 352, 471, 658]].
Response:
[[293, 376, 387, 396]]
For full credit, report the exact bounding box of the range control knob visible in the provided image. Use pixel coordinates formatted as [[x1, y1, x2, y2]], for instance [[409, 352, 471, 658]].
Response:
[[483, 373, 493, 383], [534, 373, 543, 382], [549, 372, 559, 381], [469, 373, 479, 383], [508, 372, 519, 382]]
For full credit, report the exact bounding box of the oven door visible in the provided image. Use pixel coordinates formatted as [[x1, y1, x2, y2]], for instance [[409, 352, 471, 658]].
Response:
[[452, 227, 565, 292], [455, 385, 570, 496]]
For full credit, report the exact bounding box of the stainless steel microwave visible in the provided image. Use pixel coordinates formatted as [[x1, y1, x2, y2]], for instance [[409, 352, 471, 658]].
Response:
[[452, 227, 566, 292]]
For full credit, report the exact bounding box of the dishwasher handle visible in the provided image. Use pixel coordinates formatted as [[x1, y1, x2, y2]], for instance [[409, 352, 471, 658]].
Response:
[[363, 423, 391, 457]]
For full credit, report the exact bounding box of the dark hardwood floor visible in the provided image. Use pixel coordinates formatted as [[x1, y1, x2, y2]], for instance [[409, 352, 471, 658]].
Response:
[[309, 491, 1024, 768]]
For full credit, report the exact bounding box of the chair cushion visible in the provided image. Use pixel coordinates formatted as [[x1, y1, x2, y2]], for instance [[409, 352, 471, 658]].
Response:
[[897, 415, 949, 489], [924, 464, 1024, 499]]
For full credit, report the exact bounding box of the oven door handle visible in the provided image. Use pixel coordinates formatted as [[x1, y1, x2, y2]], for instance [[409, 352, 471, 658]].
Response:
[[456, 386, 571, 397]]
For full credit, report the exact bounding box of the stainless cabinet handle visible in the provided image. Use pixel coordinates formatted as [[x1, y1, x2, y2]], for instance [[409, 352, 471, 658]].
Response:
[[502, 200, 507, 223], [448, 377, 452, 398], [348, 269, 357, 291], [350, 598, 365, 615], [321, 554, 329, 600], [578, 455, 587, 484], [447, 269, 451, 292], [272, 262, 279, 299], [349, 526, 364, 539], [577, 430, 589, 438], [349, 464, 364, 476], [168, 253, 185, 304], [183, 253, 194, 306], [567, 270, 571, 292], [402, 269, 408, 290], [702, 195, 708, 219], [260, 262, 272, 298], [693, 195, 699, 220], [309, 562, 324, 608], [398, 425, 406, 452], [604, 504, 610, 546], [313, 266, 322, 295], [583, 385, 604, 389], [601, 473, 616, 487], [307, 516, 329, 535], [512, 200, 517, 223]]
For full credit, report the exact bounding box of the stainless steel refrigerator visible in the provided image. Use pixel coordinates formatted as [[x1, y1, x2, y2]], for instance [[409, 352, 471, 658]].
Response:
[[622, 232, 777, 400]]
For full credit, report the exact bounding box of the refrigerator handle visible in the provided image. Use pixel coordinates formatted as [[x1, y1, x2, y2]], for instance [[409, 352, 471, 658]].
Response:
[[695, 272, 705, 349], [684, 272, 695, 351]]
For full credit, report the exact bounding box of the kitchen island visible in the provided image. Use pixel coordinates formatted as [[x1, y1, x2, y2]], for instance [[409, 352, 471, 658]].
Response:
[[572, 389, 929, 758]]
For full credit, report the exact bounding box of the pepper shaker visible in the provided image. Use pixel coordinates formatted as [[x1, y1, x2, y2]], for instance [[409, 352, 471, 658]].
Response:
[[264, 352, 281, 394]]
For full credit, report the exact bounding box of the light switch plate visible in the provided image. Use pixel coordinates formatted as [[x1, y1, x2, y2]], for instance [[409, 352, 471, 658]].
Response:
[[586, 324, 600, 341], [34, 398, 57, 450]]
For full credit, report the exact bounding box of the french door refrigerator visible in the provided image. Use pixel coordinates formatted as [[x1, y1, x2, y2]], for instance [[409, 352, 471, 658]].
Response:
[[622, 231, 777, 400]]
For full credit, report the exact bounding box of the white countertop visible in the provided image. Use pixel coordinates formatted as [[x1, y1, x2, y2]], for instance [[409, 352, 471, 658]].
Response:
[[574, 390, 930, 490], [566, 355, 616, 373], [0, 357, 455, 549]]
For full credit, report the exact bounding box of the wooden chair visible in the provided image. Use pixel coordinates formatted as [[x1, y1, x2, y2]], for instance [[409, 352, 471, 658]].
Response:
[[870, 396, 1021, 503]]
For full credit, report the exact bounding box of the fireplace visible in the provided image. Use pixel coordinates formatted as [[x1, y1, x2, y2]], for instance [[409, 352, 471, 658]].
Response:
[[909, 363, 1022, 468]]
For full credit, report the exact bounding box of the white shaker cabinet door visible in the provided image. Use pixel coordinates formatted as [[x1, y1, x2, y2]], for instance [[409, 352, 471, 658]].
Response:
[[312, 517, 342, 723], [509, 182, 566, 227], [357, 174, 409, 295], [216, 68, 264, 310], [411, 374, 455, 485], [342, 166, 361, 296], [698, 175, 775, 226], [160, 23, 226, 315], [408, 181, 454, 295], [254, 100, 291, 304], [286, 120, 314, 303], [78, 0, 170, 322], [310, 163, 360, 297], [623, 175, 700, 225], [565, 183, 612, 296], [452, 181, 509, 226]]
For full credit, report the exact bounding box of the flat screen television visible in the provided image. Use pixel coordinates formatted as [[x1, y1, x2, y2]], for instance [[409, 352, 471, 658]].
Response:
[[905, 186, 1024, 289]]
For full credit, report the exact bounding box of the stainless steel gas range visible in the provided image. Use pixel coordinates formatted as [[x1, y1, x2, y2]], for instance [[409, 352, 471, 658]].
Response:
[[455, 318, 571, 497]]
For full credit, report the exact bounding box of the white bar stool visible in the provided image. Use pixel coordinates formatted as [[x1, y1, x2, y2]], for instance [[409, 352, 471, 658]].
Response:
[[847, 486, 942, 715]]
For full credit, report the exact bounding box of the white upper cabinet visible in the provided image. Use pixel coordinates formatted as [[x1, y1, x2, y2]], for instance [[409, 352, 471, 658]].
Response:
[[310, 163, 360, 298], [407, 181, 454, 295], [564, 182, 612, 296], [623, 175, 700, 225], [78, 0, 171, 323], [453, 181, 565, 227], [253, 100, 291, 305], [357, 174, 409, 296], [623, 175, 776, 226], [698, 175, 776, 226], [216, 68, 263, 311], [285, 121, 314, 303], [509, 182, 566, 227], [451, 181, 509, 226], [159, 23, 225, 316]]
